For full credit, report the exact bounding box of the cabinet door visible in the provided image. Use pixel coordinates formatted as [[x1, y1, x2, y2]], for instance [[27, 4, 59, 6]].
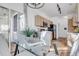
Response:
[[35, 15, 53, 27], [35, 15, 43, 27], [73, 16, 78, 26], [68, 19, 74, 32]]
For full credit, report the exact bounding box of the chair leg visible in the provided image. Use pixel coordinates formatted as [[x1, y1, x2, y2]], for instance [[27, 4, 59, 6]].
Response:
[[53, 44, 59, 55], [14, 44, 19, 56], [18, 50, 19, 54]]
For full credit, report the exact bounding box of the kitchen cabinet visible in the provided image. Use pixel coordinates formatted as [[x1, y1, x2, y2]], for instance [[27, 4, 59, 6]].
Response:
[[35, 15, 44, 27], [35, 15, 53, 27], [68, 18, 74, 32], [68, 16, 78, 32], [72, 16, 78, 26]]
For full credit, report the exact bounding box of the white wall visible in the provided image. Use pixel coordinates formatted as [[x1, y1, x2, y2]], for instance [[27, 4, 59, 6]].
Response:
[[26, 6, 69, 38], [0, 3, 24, 13], [26, 6, 73, 38], [51, 14, 77, 38], [27, 7, 51, 27], [51, 16, 68, 38]]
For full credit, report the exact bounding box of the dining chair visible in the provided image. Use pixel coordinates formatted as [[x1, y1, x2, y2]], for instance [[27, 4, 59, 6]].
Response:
[[69, 34, 79, 56]]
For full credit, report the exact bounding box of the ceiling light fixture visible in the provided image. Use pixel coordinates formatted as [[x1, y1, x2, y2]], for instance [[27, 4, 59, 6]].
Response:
[[25, 3, 45, 9], [57, 4, 61, 14]]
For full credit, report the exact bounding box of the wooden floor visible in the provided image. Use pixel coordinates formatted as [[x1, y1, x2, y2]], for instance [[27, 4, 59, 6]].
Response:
[[51, 37, 70, 56], [11, 37, 71, 56]]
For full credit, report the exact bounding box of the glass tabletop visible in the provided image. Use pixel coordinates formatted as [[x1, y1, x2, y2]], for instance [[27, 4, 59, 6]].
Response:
[[13, 37, 51, 56]]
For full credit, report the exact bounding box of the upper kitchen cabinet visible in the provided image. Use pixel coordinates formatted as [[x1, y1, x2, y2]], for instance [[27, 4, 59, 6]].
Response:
[[68, 18, 74, 32], [35, 15, 53, 27], [68, 15, 78, 32], [35, 15, 44, 27], [72, 15, 78, 27]]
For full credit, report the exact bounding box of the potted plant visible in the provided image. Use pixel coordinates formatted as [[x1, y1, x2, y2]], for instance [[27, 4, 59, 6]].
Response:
[[22, 28, 34, 37]]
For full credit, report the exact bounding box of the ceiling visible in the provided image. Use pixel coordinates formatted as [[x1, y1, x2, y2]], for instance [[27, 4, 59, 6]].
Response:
[[0, 3, 77, 17], [38, 3, 77, 17], [0, 6, 9, 17]]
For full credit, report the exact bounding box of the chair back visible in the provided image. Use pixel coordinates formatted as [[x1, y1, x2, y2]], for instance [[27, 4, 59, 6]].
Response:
[[40, 31, 52, 47], [70, 34, 79, 56]]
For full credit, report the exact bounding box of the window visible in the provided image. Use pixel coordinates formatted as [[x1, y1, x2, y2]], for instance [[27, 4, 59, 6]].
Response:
[[1, 25, 8, 31], [13, 14, 17, 32], [19, 15, 25, 31]]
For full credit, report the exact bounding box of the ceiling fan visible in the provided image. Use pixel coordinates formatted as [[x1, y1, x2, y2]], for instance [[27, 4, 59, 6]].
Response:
[[57, 4, 61, 14], [25, 3, 45, 9]]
